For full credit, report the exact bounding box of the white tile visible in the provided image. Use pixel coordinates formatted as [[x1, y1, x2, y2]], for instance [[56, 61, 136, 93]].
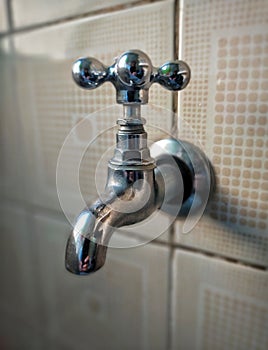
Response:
[[0, 39, 27, 202], [0, 204, 39, 328], [0, 307, 45, 350], [0, 0, 8, 32], [176, 0, 268, 266], [32, 212, 169, 350], [11, 1, 175, 244], [12, 0, 138, 28], [130, 221, 171, 245], [172, 250, 268, 350], [13, 1, 174, 212]]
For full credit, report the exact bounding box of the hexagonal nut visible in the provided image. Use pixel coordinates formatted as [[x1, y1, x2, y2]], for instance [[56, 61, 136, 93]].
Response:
[[112, 148, 152, 163]]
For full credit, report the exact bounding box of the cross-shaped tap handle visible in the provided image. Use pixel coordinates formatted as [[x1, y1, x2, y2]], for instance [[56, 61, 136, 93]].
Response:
[[72, 49, 191, 104]]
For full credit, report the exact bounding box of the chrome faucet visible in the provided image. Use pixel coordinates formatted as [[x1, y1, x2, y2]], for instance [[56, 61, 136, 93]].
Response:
[[65, 50, 213, 275]]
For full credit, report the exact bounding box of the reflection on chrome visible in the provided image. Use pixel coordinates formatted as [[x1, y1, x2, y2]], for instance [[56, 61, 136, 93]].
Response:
[[65, 50, 214, 275]]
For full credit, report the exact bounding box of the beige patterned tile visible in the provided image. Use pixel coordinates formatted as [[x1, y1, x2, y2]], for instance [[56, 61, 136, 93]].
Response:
[[32, 212, 169, 350], [176, 0, 268, 266], [12, 0, 139, 28], [172, 250, 268, 350]]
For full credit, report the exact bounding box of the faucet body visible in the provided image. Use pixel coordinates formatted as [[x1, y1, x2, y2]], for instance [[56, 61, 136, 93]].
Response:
[[66, 106, 162, 274]]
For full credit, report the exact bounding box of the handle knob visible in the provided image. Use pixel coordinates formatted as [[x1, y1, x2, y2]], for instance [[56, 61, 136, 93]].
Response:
[[72, 49, 191, 104]]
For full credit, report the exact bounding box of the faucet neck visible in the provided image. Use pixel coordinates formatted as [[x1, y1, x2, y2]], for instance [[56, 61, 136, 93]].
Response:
[[109, 104, 155, 169], [123, 104, 141, 120], [117, 104, 143, 126]]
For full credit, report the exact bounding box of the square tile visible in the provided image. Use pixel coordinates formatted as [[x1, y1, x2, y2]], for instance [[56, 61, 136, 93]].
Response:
[[172, 250, 268, 350], [13, 1, 175, 218], [7, 0, 175, 242], [176, 0, 268, 267], [0, 203, 39, 328], [32, 212, 170, 350]]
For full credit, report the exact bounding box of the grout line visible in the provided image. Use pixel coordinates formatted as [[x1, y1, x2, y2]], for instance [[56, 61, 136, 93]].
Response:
[[1, 196, 69, 221], [166, 224, 175, 350], [171, 0, 179, 136], [167, 3, 180, 347], [2, 195, 268, 272], [173, 0, 179, 61], [177, 0, 184, 132], [151, 238, 268, 271], [5, 0, 14, 31], [0, 0, 159, 38], [166, 255, 174, 350], [177, 0, 184, 60]]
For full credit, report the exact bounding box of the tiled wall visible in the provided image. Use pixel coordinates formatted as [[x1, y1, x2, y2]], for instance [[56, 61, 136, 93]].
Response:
[[0, 1, 267, 349], [176, 0, 268, 268]]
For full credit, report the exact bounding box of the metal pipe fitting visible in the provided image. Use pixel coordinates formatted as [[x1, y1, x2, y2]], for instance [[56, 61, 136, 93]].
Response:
[[65, 109, 161, 274], [65, 50, 214, 275]]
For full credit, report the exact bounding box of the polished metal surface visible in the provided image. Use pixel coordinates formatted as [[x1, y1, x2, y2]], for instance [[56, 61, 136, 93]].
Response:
[[72, 49, 191, 104], [65, 167, 161, 274], [66, 50, 214, 275], [65, 112, 162, 275], [152, 138, 215, 218], [111, 121, 154, 167]]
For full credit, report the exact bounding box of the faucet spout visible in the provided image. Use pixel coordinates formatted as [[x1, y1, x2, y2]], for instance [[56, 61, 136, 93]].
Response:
[[65, 104, 164, 275], [65, 167, 160, 274]]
